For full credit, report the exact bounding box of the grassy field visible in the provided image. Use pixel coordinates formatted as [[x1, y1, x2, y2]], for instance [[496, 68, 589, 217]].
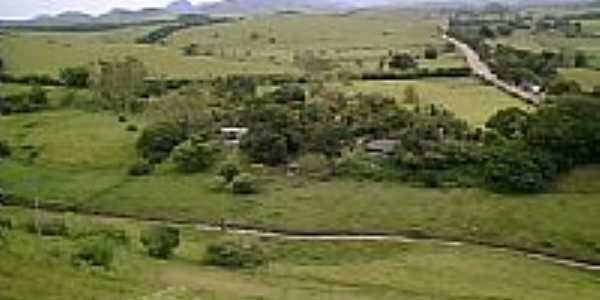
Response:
[[2, 109, 600, 264], [496, 29, 600, 67], [330, 78, 529, 125], [0, 10, 449, 79], [1, 206, 599, 300], [558, 68, 600, 91]]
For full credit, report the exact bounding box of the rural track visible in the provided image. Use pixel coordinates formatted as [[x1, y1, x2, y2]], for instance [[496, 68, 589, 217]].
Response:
[[3, 203, 600, 272], [442, 34, 543, 105]]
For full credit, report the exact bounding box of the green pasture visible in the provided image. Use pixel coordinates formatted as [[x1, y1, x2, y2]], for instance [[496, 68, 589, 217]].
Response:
[[0, 10, 449, 78], [2, 109, 600, 264], [330, 78, 529, 125], [559, 68, 600, 91], [1, 206, 599, 300]]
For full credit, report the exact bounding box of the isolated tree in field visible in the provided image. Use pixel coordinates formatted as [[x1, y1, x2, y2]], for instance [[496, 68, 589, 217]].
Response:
[[388, 53, 417, 70], [182, 43, 200, 56], [141, 225, 180, 259], [59, 66, 90, 88], [424, 46, 438, 60], [91, 57, 148, 113], [574, 51, 588, 68]]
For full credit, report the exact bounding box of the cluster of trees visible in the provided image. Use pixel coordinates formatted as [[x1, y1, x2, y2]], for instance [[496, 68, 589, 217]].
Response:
[[90, 57, 148, 113], [59, 66, 90, 88], [136, 15, 229, 44], [1, 212, 269, 271], [535, 17, 583, 38], [0, 73, 62, 86], [449, 22, 589, 89], [0, 86, 49, 115], [361, 67, 471, 80]]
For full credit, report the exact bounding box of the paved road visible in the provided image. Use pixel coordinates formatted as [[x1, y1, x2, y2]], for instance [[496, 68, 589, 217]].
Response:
[[443, 34, 543, 105]]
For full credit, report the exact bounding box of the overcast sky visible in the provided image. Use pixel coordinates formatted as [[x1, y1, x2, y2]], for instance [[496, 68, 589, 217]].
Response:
[[0, 0, 218, 20]]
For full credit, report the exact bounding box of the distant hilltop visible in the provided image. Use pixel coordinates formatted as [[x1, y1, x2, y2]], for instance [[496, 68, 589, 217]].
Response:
[[0, 0, 593, 27]]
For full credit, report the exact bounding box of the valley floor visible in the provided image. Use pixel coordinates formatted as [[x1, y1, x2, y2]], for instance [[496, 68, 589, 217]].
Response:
[[1, 207, 600, 300]]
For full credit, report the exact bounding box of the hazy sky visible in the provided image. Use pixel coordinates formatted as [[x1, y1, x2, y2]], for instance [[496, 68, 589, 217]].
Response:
[[0, 0, 217, 20]]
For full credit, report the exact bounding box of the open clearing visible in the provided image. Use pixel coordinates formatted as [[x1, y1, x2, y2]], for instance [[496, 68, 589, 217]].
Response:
[[331, 78, 529, 125], [0, 10, 451, 79]]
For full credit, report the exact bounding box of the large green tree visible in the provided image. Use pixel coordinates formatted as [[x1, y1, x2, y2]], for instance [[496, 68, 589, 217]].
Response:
[[91, 57, 147, 113]]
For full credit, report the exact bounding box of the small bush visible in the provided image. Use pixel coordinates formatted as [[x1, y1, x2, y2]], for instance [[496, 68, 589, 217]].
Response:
[[27, 216, 68, 236], [171, 139, 217, 173], [421, 171, 443, 188], [218, 160, 241, 183], [72, 237, 114, 269], [0, 216, 13, 230], [140, 225, 180, 259], [0, 140, 10, 157], [231, 173, 258, 194], [136, 122, 186, 164], [71, 223, 129, 245], [204, 239, 268, 269], [126, 124, 138, 132], [118, 115, 128, 123], [128, 160, 154, 176], [424, 46, 438, 60], [336, 152, 385, 181]]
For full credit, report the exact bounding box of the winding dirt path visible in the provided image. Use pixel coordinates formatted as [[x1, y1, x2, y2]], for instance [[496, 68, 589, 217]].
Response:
[[5, 204, 600, 272]]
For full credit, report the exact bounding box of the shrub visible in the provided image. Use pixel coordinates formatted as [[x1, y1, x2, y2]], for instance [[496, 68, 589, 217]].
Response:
[[171, 139, 217, 173], [136, 122, 186, 164], [484, 145, 557, 193], [388, 53, 417, 70], [422, 171, 443, 188], [547, 79, 582, 95], [218, 160, 241, 183], [140, 225, 180, 259], [231, 173, 258, 194], [72, 237, 114, 269], [272, 84, 306, 104], [126, 124, 138, 132], [118, 115, 128, 122], [128, 160, 154, 176], [204, 239, 268, 269], [27, 216, 68, 236], [485, 107, 529, 139], [336, 152, 385, 181], [0, 216, 13, 230], [59, 66, 90, 88], [0, 140, 11, 157], [71, 223, 129, 245], [297, 153, 328, 176], [424, 46, 438, 60], [240, 130, 289, 166]]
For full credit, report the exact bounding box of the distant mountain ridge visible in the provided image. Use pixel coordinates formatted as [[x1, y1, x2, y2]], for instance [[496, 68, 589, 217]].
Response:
[[0, 0, 592, 27]]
